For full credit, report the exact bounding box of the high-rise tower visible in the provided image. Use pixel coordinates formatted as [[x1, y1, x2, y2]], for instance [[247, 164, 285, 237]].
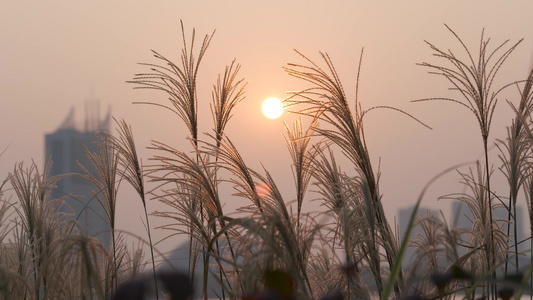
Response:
[[45, 102, 111, 247]]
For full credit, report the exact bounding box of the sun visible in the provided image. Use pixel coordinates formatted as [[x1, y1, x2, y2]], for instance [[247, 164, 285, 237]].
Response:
[[262, 97, 284, 119]]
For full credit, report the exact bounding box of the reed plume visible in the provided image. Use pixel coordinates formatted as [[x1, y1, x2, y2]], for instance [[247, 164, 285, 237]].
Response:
[[129, 21, 214, 286], [78, 137, 121, 295], [311, 146, 370, 299], [9, 159, 68, 299], [497, 64, 533, 275], [211, 60, 246, 148], [129, 20, 214, 146], [283, 118, 318, 231], [285, 49, 405, 297], [416, 25, 522, 297], [105, 118, 159, 298]]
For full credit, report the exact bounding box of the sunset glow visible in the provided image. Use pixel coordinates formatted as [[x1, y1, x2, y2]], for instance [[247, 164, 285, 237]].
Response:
[[4, 4, 533, 297], [262, 97, 284, 119]]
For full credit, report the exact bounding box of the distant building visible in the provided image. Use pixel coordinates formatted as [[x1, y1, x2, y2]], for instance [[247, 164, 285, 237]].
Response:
[[398, 206, 440, 241], [45, 103, 111, 247], [161, 241, 225, 298], [398, 206, 443, 270], [450, 200, 525, 234], [451, 200, 527, 270]]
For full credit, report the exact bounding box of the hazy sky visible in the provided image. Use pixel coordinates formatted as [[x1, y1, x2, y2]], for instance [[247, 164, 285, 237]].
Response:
[[2, 1, 533, 253]]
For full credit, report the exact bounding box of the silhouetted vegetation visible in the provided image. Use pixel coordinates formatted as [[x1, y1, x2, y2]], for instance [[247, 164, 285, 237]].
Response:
[[1, 23, 533, 300]]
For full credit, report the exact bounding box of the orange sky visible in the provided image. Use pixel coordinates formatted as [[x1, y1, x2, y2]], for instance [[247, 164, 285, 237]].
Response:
[[2, 1, 533, 253]]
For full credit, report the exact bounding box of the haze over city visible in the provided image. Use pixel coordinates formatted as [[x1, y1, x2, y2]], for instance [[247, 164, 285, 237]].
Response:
[[2, 1, 533, 254]]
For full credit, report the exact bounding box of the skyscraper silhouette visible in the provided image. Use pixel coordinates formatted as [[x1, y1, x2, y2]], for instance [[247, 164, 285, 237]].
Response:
[[45, 102, 111, 247]]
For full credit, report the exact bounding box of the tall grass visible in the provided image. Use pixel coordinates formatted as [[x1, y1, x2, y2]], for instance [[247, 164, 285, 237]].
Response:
[[416, 24, 523, 299], [105, 118, 159, 298], [129, 20, 215, 291], [3, 23, 533, 300], [78, 134, 122, 294]]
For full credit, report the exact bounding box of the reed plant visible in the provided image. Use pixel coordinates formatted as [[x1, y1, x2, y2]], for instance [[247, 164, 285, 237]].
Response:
[[284, 49, 418, 298], [416, 24, 523, 299], [4, 22, 533, 300], [9, 159, 69, 299], [105, 118, 159, 298], [129, 21, 215, 293], [78, 135, 122, 295]]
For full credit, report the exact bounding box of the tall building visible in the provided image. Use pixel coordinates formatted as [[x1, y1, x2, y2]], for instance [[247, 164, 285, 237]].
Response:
[[398, 206, 444, 270], [45, 103, 111, 247], [451, 200, 528, 270], [398, 205, 440, 240]]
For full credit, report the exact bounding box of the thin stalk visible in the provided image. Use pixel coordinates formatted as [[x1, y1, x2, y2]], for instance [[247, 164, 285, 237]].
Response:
[[112, 229, 118, 292], [504, 191, 513, 276], [483, 139, 496, 300], [142, 199, 159, 299], [107, 119, 160, 299], [513, 202, 519, 272]]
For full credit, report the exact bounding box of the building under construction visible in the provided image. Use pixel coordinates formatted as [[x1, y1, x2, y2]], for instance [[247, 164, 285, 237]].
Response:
[[45, 101, 111, 247]]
